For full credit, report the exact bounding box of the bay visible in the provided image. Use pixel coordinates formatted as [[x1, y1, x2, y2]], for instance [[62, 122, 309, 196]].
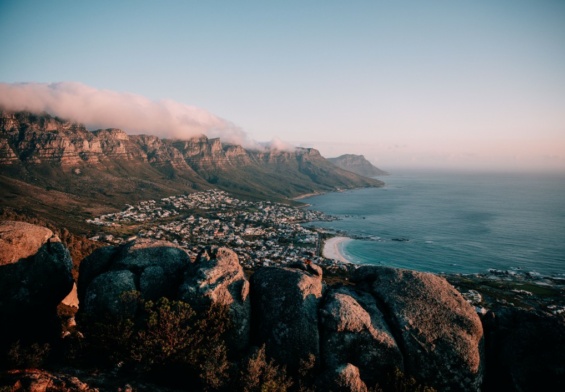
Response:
[[303, 171, 565, 277]]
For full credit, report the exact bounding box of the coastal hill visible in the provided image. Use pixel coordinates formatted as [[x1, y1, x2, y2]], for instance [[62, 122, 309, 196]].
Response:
[[328, 154, 388, 177], [0, 110, 382, 232]]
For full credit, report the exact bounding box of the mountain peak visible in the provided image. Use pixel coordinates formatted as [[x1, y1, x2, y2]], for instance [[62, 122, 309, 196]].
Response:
[[328, 154, 388, 177]]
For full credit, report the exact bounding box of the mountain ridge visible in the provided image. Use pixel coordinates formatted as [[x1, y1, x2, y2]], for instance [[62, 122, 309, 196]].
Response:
[[329, 153, 388, 177], [0, 109, 383, 232]]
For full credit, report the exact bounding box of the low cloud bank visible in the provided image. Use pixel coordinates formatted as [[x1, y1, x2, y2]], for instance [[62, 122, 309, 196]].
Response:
[[0, 81, 273, 149]]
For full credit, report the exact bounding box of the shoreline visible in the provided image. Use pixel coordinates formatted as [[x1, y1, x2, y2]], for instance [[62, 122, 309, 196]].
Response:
[[292, 191, 324, 200], [320, 236, 565, 285], [322, 236, 354, 264], [292, 184, 384, 201]]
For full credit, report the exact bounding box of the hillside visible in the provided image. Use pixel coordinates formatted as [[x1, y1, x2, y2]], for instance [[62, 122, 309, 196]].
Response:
[[0, 110, 383, 232], [328, 154, 388, 177]]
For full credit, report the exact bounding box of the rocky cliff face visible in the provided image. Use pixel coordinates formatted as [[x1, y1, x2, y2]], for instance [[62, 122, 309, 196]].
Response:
[[328, 154, 388, 177], [0, 111, 383, 225]]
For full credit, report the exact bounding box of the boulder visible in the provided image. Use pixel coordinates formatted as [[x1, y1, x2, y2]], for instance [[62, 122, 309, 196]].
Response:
[[62, 282, 80, 308], [113, 239, 189, 300], [77, 246, 117, 301], [0, 221, 54, 265], [178, 246, 250, 351], [328, 363, 368, 392], [483, 306, 565, 391], [81, 270, 138, 319], [78, 239, 191, 321], [0, 221, 73, 343], [353, 266, 484, 391], [250, 265, 323, 369], [320, 287, 403, 384]]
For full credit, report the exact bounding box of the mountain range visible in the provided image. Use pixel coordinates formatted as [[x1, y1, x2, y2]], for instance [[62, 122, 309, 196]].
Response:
[[0, 110, 383, 232], [328, 154, 388, 177]]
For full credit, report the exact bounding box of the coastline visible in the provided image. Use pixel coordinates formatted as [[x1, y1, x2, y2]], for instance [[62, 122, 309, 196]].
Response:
[[292, 183, 384, 201], [322, 236, 353, 264], [292, 191, 324, 200]]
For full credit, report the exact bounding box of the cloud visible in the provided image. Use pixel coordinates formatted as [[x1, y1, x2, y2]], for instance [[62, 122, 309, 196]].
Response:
[[0, 81, 261, 148], [261, 137, 297, 152]]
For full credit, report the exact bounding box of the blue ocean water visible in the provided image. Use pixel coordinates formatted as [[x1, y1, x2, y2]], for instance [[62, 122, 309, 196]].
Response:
[[304, 171, 565, 277]]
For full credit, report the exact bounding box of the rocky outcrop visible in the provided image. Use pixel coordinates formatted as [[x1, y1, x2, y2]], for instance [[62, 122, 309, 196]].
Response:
[[353, 266, 484, 391], [178, 247, 250, 351], [250, 263, 323, 369], [320, 287, 403, 385], [76, 241, 487, 390], [0, 221, 73, 344], [2, 222, 562, 391], [78, 242, 252, 354], [0, 138, 17, 164], [483, 306, 565, 392], [78, 239, 191, 319], [328, 154, 388, 177], [328, 363, 368, 392], [0, 221, 55, 265]]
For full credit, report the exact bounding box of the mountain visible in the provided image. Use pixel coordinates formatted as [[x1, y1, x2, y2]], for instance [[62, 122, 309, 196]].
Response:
[[328, 154, 388, 177], [0, 110, 383, 231]]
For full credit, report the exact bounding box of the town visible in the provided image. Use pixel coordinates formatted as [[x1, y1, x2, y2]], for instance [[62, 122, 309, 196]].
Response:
[[87, 189, 350, 271]]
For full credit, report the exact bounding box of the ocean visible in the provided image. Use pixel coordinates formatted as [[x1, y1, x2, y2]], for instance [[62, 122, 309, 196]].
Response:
[[303, 171, 565, 277]]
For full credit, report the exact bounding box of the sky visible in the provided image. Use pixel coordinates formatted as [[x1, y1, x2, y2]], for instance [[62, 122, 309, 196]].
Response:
[[1, 0, 565, 172]]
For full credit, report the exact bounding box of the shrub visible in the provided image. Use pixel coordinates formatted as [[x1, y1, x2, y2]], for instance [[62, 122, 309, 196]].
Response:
[[369, 368, 437, 392], [240, 345, 293, 392], [6, 341, 51, 368], [81, 293, 231, 390]]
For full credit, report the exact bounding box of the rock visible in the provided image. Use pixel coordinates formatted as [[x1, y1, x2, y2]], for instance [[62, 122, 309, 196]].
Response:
[[62, 282, 80, 308], [288, 260, 323, 277], [354, 266, 484, 391], [78, 238, 191, 316], [113, 239, 189, 300], [329, 363, 368, 392], [320, 287, 403, 385], [178, 246, 250, 351], [2, 369, 98, 392], [81, 270, 138, 319], [77, 246, 117, 301], [0, 221, 73, 343], [250, 265, 323, 369], [483, 306, 565, 391], [0, 221, 54, 265]]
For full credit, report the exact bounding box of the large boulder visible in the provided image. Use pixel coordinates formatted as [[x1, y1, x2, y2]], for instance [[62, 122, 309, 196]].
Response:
[[78, 239, 191, 320], [320, 287, 403, 385], [79, 242, 253, 355], [250, 265, 323, 369], [0, 221, 73, 343], [81, 270, 138, 319], [178, 246, 250, 352], [353, 266, 484, 391], [77, 246, 117, 301], [483, 306, 565, 391], [0, 221, 54, 265], [113, 239, 189, 300]]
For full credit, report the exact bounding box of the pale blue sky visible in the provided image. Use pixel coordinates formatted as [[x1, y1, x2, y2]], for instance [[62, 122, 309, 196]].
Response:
[[1, 0, 564, 171]]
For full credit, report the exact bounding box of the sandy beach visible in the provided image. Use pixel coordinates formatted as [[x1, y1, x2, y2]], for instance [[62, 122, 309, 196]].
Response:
[[322, 236, 353, 263]]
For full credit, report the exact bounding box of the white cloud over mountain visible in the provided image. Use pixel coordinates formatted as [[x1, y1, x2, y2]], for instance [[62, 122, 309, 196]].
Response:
[[0, 82, 263, 148]]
